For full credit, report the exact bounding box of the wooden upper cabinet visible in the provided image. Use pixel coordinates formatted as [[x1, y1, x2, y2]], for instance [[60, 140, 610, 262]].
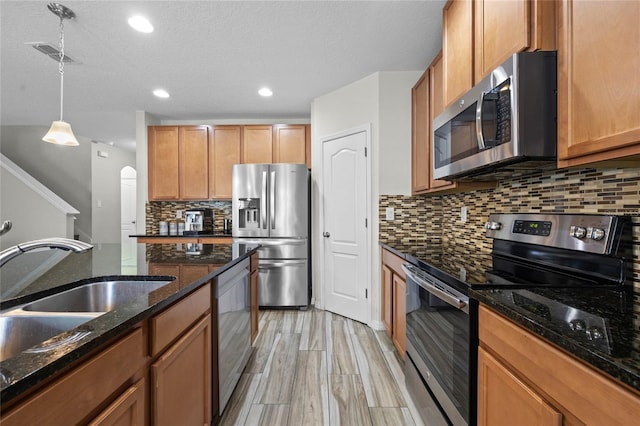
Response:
[[210, 126, 241, 199], [179, 126, 209, 200], [557, 0, 640, 167], [443, 0, 474, 107], [428, 52, 455, 190], [273, 124, 307, 165], [474, 0, 556, 83], [411, 69, 431, 194], [242, 126, 273, 164], [148, 126, 180, 200]]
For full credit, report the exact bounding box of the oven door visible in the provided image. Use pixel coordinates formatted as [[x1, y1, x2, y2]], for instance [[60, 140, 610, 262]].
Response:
[[403, 264, 471, 426]]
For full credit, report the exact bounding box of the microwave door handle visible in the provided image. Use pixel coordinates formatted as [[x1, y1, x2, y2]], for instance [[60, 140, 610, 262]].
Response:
[[270, 170, 276, 230], [261, 170, 268, 230], [476, 91, 486, 150]]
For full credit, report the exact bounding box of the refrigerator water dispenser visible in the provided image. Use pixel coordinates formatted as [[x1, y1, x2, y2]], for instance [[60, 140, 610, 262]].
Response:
[[237, 199, 261, 230]]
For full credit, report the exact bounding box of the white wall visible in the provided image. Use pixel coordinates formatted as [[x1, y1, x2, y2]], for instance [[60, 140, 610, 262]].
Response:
[[135, 111, 160, 235], [91, 143, 136, 243], [0, 125, 92, 241], [310, 71, 419, 328], [0, 165, 73, 249]]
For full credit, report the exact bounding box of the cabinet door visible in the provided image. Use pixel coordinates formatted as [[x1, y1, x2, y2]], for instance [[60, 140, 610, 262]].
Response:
[[88, 378, 145, 426], [180, 265, 211, 289], [273, 124, 307, 165], [428, 52, 456, 190], [151, 314, 212, 426], [148, 126, 180, 200], [443, 0, 474, 107], [557, 0, 640, 166], [178, 126, 209, 200], [242, 126, 273, 164], [474, 0, 556, 83], [381, 264, 393, 338], [392, 274, 406, 358], [478, 347, 562, 426], [411, 69, 431, 194], [210, 126, 241, 199]]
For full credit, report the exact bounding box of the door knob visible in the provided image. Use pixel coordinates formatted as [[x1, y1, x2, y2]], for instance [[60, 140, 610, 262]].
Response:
[[323, 232, 330, 238]]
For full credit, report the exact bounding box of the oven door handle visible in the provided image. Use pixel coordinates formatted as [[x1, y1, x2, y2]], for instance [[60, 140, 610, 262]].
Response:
[[401, 264, 468, 311]]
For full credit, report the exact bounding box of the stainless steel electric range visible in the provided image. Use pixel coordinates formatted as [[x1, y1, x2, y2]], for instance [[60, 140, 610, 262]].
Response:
[[400, 213, 634, 426]]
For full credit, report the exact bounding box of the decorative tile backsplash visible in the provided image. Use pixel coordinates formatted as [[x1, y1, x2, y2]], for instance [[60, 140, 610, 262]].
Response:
[[379, 166, 640, 289], [146, 201, 232, 234]]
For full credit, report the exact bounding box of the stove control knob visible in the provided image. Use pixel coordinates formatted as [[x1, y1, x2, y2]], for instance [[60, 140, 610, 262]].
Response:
[[569, 319, 586, 331], [570, 226, 587, 239], [588, 227, 606, 241], [586, 327, 604, 341], [485, 221, 502, 231]]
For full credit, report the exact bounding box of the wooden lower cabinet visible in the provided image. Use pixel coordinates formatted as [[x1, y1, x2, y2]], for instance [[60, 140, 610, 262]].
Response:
[[151, 314, 212, 426], [381, 264, 393, 337], [0, 329, 146, 425], [478, 347, 562, 426], [391, 274, 406, 356], [88, 378, 146, 426], [380, 248, 406, 357], [479, 304, 640, 425]]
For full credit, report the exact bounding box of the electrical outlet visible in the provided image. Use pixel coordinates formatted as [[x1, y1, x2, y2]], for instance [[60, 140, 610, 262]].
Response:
[[176, 209, 182, 219], [385, 207, 395, 221], [461, 206, 468, 223]]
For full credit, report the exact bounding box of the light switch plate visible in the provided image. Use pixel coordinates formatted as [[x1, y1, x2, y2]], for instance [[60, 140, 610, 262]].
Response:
[[461, 206, 468, 223], [385, 207, 395, 221]]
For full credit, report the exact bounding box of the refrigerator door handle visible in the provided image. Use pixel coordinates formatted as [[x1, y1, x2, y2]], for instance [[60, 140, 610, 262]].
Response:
[[261, 170, 268, 230], [270, 170, 276, 230]]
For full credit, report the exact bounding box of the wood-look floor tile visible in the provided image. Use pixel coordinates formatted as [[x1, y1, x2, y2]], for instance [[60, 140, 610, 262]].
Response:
[[246, 320, 279, 373], [299, 308, 325, 350], [219, 373, 261, 426], [351, 326, 405, 407], [374, 329, 395, 352], [329, 374, 372, 425], [370, 407, 415, 426], [245, 404, 290, 426], [288, 350, 329, 425], [382, 351, 424, 426], [255, 333, 301, 404], [328, 320, 358, 375]]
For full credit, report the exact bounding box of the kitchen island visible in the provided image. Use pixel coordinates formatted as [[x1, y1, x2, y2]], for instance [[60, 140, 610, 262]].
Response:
[[0, 241, 258, 424]]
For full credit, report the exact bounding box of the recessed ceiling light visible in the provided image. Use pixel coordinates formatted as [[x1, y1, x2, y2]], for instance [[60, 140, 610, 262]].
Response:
[[258, 87, 273, 97], [128, 16, 154, 33], [153, 89, 170, 98]]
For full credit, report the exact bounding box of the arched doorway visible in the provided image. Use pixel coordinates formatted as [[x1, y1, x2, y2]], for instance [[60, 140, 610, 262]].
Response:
[[121, 166, 137, 273]]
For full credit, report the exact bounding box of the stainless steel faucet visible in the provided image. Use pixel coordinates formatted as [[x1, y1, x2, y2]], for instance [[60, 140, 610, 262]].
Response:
[[0, 238, 93, 267]]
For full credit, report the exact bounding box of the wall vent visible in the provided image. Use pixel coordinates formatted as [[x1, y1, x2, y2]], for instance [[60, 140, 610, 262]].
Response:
[[28, 42, 75, 63]]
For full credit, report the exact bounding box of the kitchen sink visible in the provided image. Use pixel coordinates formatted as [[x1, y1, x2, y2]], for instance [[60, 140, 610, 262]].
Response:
[[0, 314, 94, 362], [20, 280, 172, 313]]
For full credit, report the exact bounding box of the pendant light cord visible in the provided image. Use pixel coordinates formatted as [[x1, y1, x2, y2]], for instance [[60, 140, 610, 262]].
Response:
[[58, 16, 65, 121]]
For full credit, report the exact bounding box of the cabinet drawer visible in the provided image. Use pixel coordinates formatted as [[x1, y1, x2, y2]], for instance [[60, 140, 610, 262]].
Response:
[[381, 248, 406, 279], [479, 305, 640, 425], [88, 378, 146, 426], [150, 284, 211, 356], [2, 328, 145, 425]]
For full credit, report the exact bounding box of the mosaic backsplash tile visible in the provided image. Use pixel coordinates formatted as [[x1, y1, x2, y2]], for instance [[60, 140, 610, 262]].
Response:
[[379, 166, 640, 289], [146, 200, 232, 234]]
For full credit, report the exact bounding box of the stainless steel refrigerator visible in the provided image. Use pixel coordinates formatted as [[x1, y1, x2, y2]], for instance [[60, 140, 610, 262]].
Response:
[[232, 163, 310, 307]]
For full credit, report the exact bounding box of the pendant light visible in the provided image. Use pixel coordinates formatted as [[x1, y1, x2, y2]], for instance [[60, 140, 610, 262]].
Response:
[[42, 3, 79, 146]]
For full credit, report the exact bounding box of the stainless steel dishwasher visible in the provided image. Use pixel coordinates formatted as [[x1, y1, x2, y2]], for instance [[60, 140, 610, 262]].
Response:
[[216, 257, 251, 413]]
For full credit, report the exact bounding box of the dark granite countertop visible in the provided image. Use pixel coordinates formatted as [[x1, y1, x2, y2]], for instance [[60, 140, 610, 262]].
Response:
[[0, 242, 258, 404], [380, 241, 640, 393]]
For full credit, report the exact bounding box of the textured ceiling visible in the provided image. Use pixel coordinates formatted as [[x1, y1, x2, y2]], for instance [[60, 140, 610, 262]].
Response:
[[1, 1, 446, 151]]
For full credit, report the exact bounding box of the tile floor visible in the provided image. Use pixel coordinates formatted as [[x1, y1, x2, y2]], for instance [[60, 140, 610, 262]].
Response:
[[219, 308, 424, 426]]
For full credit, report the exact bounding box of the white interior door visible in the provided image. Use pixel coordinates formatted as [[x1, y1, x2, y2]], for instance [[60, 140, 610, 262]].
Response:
[[120, 167, 137, 273], [322, 129, 368, 323]]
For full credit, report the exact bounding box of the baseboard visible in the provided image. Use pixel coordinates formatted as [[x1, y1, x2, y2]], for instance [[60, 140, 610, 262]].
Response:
[[368, 319, 385, 331]]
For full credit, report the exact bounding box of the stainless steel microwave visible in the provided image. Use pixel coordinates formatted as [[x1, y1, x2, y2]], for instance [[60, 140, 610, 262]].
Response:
[[433, 51, 557, 181]]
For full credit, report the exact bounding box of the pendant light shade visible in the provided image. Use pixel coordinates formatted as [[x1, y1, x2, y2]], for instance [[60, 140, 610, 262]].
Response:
[[42, 3, 78, 146], [43, 120, 79, 146]]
